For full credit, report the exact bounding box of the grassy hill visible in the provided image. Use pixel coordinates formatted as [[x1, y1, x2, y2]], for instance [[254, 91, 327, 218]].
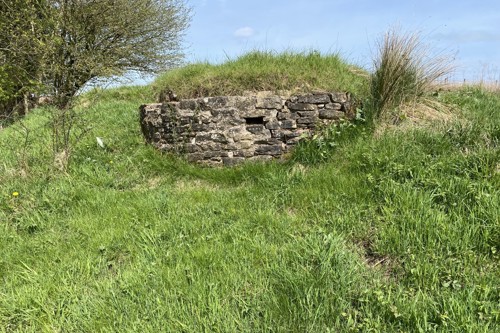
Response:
[[0, 52, 499, 332], [152, 50, 369, 100]]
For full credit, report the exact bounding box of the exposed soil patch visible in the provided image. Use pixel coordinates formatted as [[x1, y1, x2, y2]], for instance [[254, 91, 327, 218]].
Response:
[[357, 237, 397, 280]]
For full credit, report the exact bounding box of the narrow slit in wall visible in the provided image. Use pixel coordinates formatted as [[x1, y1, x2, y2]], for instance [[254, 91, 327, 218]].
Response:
[[244, 116, 264, 125]]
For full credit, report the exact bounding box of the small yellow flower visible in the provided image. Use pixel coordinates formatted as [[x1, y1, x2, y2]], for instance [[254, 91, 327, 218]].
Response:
[[12, 191, 19, 197]]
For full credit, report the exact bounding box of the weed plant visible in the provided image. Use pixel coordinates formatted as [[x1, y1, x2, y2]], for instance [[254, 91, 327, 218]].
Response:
[[292, 111, 368, 165]]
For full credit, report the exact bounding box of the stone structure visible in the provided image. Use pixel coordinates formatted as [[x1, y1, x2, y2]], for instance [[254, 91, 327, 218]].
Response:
[[140, 91, 358, 166]]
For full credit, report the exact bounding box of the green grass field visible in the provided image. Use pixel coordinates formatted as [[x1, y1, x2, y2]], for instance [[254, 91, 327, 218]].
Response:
[[0, 52, 499, 332]]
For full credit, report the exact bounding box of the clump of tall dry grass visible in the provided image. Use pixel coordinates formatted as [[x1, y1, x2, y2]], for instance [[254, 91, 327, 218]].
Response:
[[371, 29, 454, 120]]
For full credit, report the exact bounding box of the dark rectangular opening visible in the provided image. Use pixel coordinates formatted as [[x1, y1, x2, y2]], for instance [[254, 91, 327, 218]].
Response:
[[244, 116, 264, 125]]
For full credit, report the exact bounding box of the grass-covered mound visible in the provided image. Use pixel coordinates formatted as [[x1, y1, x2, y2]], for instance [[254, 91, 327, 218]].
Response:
[[152, 51, 369, 100], [0, 81, 498, 331]]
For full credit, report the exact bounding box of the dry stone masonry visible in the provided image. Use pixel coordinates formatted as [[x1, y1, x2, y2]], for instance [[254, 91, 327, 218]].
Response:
[[140, 91, 358, 166]]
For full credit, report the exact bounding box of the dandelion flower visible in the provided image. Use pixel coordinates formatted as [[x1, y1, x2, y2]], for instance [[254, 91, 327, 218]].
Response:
[[12, 192, 19, 197]]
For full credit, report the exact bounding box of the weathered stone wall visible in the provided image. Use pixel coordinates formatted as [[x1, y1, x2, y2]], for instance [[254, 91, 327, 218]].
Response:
[[140, 91, 357, 166]]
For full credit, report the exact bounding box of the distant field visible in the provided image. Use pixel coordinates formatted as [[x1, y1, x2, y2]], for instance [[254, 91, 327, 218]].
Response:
[[0, 52, 498, 332]]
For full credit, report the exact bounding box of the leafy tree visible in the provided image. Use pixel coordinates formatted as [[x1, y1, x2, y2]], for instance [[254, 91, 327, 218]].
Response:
[[1, 0, 190, 170], [0, 0, 50, 118], [44, 0, 191, 107], [1, 0, 191, 109]]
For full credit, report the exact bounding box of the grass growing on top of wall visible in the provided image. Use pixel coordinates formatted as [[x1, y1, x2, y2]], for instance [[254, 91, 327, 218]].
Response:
[[152, 50, 370, 100], [0, 82, 499, 331]]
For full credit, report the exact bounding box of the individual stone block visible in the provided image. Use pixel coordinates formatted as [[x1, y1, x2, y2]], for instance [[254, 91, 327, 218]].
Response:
[[324, 103, 342, 110], [296, 117, 317, 124], [280, 120, 297, 129], [270, 129, 285, 140], [232, 149, 255, 158], [235, 140, 253, 149], [297, 123, 316, 129], [283, 130, 302, 139], [186, 153, 204, 162], [193, 111, 212, 124], [203, 151, 229, 159], [256, 96, 283, 109], [160, 114, 174, 124], [201, 96, 229, 109], [241, 108, 278, 120], [277, 111, 298, 120], [297, 111, 318, 117], [178, 131, 196, 138], [226, 126, 253, 142], [141, 103, 162, 110], [199, 141, 224, 152], [208, 156, 223, 163], [223, 157, 246, 166], [265, 121, 281, 130], [196, 132, 228, 143], [254, 138, 282, 145], [246, 124, 267, 134], [319, 110, 345, 120], [228, 96, 257, 111], [286, 136, 304, 145], [329, 92, 348, 103], [255, 144, 283, 155], [296, 93, 331, 104], [270, 129, 301, 141], [286, 102, 317, 111], [210, 107, 237, 118], [183, 143, 201, 153]]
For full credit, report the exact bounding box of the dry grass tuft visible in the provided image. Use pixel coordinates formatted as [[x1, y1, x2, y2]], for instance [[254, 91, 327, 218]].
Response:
[[371, 29, 455, 121], [373, 100, 457, 137]]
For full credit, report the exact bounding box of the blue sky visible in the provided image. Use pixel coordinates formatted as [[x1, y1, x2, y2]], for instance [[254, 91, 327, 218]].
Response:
[[183, 0, 500, 82]]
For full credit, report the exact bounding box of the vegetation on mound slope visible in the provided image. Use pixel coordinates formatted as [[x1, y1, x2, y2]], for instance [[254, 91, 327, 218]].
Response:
[[152, 50, 370, 100], [0, 84, 498, 331]]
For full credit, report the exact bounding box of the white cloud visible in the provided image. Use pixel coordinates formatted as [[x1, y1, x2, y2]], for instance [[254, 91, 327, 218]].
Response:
[[234, 27, 255, 38]]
